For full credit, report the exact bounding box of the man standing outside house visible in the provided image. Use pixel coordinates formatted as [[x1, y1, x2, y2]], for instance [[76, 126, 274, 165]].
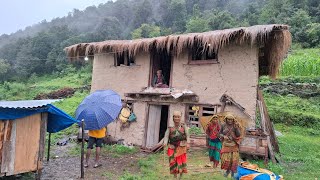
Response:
[[84, 127, 106, 168]]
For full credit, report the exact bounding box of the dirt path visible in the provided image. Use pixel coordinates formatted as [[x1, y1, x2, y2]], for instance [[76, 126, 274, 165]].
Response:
[[41, 143, 146, 180]]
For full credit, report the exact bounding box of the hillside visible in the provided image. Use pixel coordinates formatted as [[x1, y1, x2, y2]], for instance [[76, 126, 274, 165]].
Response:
[[0, 47, 319, 179], [0, 0, 320, 83]]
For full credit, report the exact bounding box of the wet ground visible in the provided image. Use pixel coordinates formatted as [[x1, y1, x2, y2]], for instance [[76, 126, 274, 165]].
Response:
[[41, 143, 146, 180]]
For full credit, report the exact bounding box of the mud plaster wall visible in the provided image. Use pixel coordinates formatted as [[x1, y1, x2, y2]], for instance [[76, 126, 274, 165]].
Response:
[[107, 102, 146, 146], [91, 43, 259, 145], [91, 52, 150, 94], [91, 53, 150, 146], [172, 43, 258, 128]]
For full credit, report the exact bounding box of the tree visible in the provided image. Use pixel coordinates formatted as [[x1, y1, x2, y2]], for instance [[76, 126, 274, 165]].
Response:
[[207, 10, 238, 30], [133, 0, 153, 28], [306, 23, 320, 47], [131, 24, 161, 39], [160, 0, 187, 33], [289, 9, 312, 46], [240, 3, 260, 26], [0, 59, 10, 81], [185, 5, 209, 33], [93, 17, 122, 41], [186, 17, 210, 33]]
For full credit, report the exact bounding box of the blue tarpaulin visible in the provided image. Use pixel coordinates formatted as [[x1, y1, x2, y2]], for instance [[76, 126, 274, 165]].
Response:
[[236, 163, 283, 180], [0, 104, 78, 133]]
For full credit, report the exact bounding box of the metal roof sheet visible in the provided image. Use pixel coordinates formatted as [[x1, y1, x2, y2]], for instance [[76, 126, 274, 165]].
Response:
[[0, 99, 61, 109]]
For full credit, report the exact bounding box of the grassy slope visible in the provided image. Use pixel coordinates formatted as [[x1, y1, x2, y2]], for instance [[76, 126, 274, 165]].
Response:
[[0, 66, 91, 101], [280, 48, 320, 76], [1, 49, 319, 179]]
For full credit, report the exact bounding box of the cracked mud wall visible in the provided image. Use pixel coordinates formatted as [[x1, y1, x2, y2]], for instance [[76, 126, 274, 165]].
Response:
[[172, 43, 259, 127], [90, 43, 259, 144], [91, 53, 150, 146]]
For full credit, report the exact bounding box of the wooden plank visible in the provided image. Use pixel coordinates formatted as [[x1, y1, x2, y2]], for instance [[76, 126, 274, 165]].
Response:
[[14, 114, 41, 175], [240, 146, 266, 156], [1, 120, 16, 175], [146, 105, 162, 148], [257, 100, 276, 163], [267, 136, 276, 163], [258, 90, 280, 153], [0, 121, 5, 171], [143, 104, 150, 147], [35, 113, 48, 179]]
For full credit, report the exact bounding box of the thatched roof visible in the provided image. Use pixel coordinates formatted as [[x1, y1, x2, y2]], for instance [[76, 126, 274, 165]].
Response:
[[65, 24, 291, 78]]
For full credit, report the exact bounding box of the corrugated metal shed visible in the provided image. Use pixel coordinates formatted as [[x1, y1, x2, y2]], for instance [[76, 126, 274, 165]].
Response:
[[0, 99, 60, 109]]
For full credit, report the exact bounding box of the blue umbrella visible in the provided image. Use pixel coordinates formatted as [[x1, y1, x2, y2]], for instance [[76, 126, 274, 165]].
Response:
[[76, 90, 122, 130]]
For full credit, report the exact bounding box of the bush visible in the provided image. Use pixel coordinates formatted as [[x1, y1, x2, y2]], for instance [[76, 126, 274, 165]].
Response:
[[189, 126, 203, 135], [269, 109, 320, 129]]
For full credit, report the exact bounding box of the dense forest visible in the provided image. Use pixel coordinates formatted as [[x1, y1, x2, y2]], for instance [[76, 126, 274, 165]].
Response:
[[0, 0, 319, 82]]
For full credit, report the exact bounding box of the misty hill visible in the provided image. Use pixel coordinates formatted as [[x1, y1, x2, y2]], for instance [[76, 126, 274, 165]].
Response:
[[0, 0, 319, 82]]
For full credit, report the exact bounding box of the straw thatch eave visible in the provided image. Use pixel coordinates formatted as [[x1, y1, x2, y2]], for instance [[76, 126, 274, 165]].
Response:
[[65, 24, 291, 78]]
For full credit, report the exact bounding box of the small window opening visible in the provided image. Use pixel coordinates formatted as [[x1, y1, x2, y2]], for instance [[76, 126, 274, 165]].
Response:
[[115, 51, 135, 66], [189, 41, 218, 64], [186, 105, 216, 128]]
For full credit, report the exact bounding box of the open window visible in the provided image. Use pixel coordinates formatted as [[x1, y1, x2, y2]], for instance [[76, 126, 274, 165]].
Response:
[[149, 49, 172, 88], [115, 51, 135, 66], [186, 105, 216, 128], [189, 41, 218, 65]]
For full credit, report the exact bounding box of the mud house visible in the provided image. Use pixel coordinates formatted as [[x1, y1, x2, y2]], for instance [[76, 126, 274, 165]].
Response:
[[65, 24, 291, 149]]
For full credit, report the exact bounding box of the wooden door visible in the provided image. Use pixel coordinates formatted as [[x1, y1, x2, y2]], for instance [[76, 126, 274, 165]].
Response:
[[146, 105, 162, 148]]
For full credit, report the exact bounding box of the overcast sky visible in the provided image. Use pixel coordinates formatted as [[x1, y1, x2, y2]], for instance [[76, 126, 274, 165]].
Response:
[[0, 0, 109, 35]]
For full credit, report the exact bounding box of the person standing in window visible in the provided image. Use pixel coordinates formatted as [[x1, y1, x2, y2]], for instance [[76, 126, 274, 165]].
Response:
[[152, 70, 169, 88]]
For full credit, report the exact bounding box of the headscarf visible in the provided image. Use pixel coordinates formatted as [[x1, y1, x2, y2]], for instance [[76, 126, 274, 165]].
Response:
[[173, 110, 182, 117], [209, 114, 219, 122], [224, 114, 235, 122]]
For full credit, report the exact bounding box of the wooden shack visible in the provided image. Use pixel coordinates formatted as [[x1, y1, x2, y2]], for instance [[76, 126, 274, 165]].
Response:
[[0, 100, 77, 178], [0, 113, 47, 176]]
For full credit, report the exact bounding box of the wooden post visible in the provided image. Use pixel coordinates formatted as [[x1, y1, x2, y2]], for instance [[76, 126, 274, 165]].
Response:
[[47, 133, 51, 162], [258, 100, 276, 163], [81, 120, 85, 179]]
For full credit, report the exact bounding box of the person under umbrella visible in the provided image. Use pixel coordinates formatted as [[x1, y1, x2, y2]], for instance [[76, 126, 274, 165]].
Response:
[[76, 90, 122, 168], [85, 127, 106, 168]]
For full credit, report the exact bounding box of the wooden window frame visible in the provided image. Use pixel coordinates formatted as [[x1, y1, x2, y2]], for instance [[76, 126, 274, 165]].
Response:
[[185, 105, 216, 129], [114, 51, 135, 67], [188, 44, 219, 65]]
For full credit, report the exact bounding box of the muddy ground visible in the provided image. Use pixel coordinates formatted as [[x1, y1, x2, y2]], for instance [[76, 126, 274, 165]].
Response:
[[41, 143, 147, 180]]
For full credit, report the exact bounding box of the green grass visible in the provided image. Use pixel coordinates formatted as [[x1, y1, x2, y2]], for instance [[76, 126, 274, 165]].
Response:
[[102, 172, 116, 179], [0, 65, 91, 101], [251, 124, 320, 180], [280, 48, 320, 76], [53, 91, 89, 117], [189, 126, 203, 135], [102, 144, 139, 155], [68, 144, 139, 157], [264, 93, 320, 128], [123, 150, 227, 180]]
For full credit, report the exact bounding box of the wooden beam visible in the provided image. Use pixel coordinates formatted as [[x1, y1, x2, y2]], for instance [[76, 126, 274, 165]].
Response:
[[258, 100, 276, 163], [1, 121, 16, 175], [258, 90, 280, 153], [81, 120, 85, 179], [47, 133, 51, 162], [36, 113, 47, 180]]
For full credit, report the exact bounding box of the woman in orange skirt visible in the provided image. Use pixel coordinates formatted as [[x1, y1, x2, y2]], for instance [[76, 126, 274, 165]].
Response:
[[219, 114, 241, 178], [163, 111, 190, 179]]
